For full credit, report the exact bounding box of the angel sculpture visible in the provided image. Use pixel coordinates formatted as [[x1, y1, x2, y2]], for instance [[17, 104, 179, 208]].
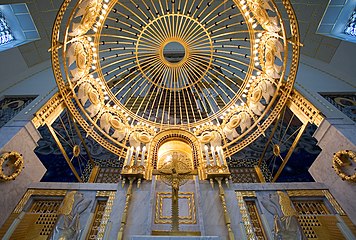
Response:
[[50, 191, 92, 240], [261, 191, 306, 240]]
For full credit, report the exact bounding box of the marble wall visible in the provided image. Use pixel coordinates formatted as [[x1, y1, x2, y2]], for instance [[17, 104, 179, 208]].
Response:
[[0, 121, 46, 227], [1, 180, 355, 240], [310, 118, 356, 224]]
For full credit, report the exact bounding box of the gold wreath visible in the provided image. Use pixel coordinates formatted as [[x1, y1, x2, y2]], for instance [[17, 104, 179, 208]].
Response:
[[332, 150, 356, 182], [0, 151, 24, 181]]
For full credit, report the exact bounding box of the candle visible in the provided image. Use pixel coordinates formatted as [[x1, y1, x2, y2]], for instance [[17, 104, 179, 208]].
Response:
[[141, 146, 146, 166], [135, 146, 141, 165], [217, 146, 224, 166], [127, 146, 134, 166], [211, 146, 217, 166], [204, 145, 210, 165], [125, 147, 130, 166]]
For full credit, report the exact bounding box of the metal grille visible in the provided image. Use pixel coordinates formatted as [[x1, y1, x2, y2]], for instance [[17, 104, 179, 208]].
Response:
[[230, 167, 260, 183], [0, 10, 15, 45], [95, 167, 121, 183], [32, 200, 62, 236], [297, 215, 320, 239], [87, 200, 107, 240], [245, 201, 267, 240], [0, 96, 36, 128], [293, 200, 330, 215], [30, 200, 62, 213], [292, 200, 329, 239]]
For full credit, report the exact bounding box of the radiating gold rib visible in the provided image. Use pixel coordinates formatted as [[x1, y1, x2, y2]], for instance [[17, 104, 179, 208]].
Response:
[[200, 0, 229, 24]]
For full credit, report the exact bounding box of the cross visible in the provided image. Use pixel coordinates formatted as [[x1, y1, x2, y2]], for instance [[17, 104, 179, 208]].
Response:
[[159, 152, 192, 232]]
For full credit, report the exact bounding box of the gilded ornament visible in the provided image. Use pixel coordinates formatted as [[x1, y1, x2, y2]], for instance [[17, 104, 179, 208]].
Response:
[[50, 0, 301, 159], [100, 112, 127, 141], [246, 0, 281, 33], [332, 150, 356, 182], [129, 131, 153, 148], [199, 131, 222, 147], [258, 33, 284, 79], [249, 87, 266, 115], [223, 112, 252, 141], [0, 151, 24, 181], [67, 39, 92, 82], [69, 0, 103, 36]]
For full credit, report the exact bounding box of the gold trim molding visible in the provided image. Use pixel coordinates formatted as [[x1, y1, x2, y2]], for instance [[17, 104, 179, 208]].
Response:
[[236, 191, 257, 240], [14, 189, 67, 213], [32, 92, 65, 129], [155, 192, 196, 225], [287, 89, 324, 127], [96, 191, 116, 240], [287, 189, 346, 216]]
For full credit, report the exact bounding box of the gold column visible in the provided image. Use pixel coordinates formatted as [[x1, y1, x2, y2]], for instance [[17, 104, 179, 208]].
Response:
[[117, 177, 135, 240], [216, 178, 235, 240]]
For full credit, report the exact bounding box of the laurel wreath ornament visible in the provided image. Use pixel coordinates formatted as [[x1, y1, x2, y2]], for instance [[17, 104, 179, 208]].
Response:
[[0, 151, 24, 181], [332, 150, 356, 182]]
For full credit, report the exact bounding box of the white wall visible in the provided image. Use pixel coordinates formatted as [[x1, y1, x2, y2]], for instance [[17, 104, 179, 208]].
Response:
[[295, 40, 356, 121]]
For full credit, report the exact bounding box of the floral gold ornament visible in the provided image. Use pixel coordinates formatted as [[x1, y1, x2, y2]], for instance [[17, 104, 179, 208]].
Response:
[[100, 112, 127, 141], [258, 33, 284, 79], [51, 0, 300, 157], [69, 0, 103, 36], [332, 150, 356, 182], [0, 151, 24, 181], [223, 112, 252, 141], [67, 38, 93, 82], [246, 0, 281, 33]]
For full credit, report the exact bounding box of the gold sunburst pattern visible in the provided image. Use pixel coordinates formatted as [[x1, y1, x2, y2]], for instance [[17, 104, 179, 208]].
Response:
[[51, 0, 300, 157]]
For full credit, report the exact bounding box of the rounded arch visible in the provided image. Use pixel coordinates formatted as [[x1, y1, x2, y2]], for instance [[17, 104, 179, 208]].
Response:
[[148, 129, 203, 173]]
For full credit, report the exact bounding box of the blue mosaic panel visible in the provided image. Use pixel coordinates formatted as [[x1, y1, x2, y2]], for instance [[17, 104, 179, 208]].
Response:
[[35, 111, 124, 182]]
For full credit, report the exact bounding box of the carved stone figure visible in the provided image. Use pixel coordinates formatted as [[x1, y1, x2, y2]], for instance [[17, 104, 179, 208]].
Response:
[[223, 112, 252, 140], [50, 191, 92, 240], [261, 191, 306, 240]]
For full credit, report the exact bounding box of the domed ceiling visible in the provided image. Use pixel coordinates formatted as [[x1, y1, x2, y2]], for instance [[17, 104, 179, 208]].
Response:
[[51, 0, 300, 156]]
